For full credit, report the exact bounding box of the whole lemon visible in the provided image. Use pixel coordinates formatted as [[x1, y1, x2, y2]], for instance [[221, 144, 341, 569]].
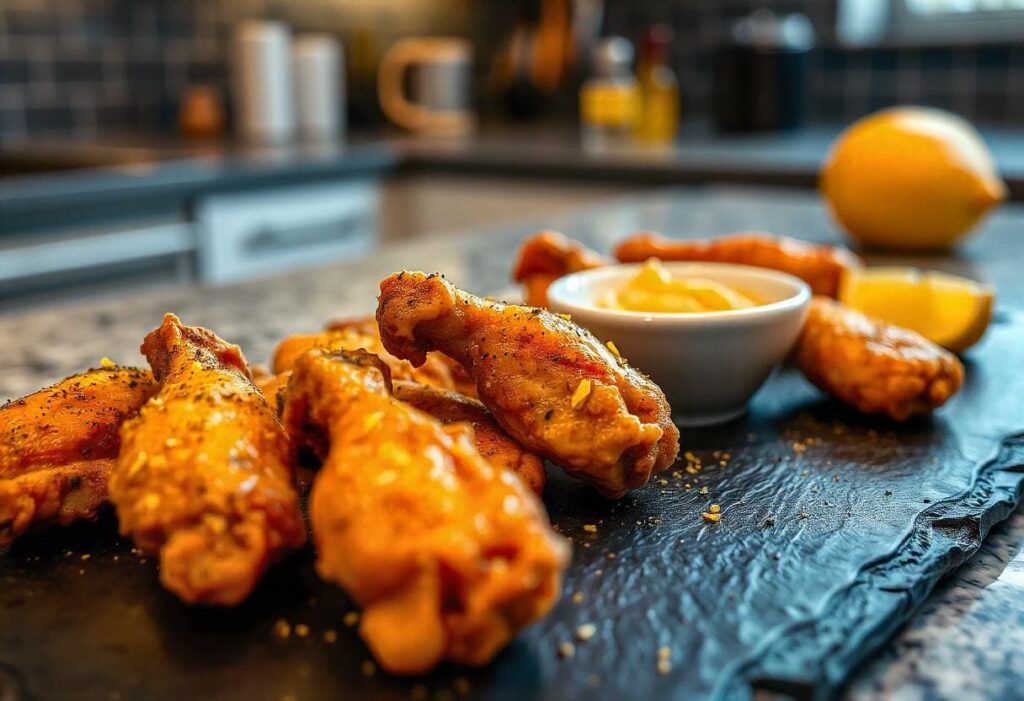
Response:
[[820, 107, 1006, 251]]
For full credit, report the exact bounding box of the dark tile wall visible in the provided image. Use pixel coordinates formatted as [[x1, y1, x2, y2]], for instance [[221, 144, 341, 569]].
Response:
[[602, 0, 1024, 126], [0, 0, 481, 141], [1, 0, 1023, 142]]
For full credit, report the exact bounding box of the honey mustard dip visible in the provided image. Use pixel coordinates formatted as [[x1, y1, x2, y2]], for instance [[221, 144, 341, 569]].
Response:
[[601, 259, 760, 313]]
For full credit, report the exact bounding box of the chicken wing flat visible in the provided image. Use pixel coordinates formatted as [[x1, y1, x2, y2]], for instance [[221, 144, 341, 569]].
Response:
[[283, 349, 569, 674], [1, 366, 156, 546], [392, 380, 547, 495], [794, 297, 964, 421], [272, 317, 475, 397], [377, 272, 679, 498], [109, 314, 306, 605], [614, 232, 862, 298], [512, 230, 610, 307]]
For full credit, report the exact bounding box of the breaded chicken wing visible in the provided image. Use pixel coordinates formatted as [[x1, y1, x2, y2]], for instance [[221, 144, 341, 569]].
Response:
[[392, 380, 547, 494], [377, 272, 679, 498], [614, 232, 862, 298], [512, 230, 610, 307], [794, 297, 964, 421], [283, 349, 569, 674], [110, 314, 306, 605], [272, 317, 475, 397], [0, 366, 156, 546]]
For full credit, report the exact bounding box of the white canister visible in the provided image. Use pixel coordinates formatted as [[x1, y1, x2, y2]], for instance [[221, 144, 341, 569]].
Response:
[[231, 20, 295, 144], [292, 34, 344, 142]]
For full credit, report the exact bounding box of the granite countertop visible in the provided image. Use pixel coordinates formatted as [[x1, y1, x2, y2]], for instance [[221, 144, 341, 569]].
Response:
[[1, 186, 1022, 699], [7, 123, 1024, 230]]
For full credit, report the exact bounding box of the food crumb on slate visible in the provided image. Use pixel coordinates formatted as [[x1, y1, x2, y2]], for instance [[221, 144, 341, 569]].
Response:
[[571, 592, 584, 604], [583, 524, 597, 533], [558, 641, 576, 658], [323, 630, 338, 644], [294, 624, 310, 638], [576, 623, 597, 641], [343, 611, 360, 627], [273, 619, 291, 639]]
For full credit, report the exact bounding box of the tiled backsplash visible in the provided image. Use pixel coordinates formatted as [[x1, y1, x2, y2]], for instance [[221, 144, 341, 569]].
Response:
[[1, 0, 1023, 142]]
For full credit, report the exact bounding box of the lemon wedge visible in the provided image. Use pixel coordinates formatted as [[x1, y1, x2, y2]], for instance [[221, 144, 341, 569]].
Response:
[[838, 267, 995, 352]]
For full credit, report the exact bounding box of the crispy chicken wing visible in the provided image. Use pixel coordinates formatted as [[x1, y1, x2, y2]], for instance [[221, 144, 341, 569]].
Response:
[[272, 317, 475, 397], [512, 230, 610, 307], [283, 349, 569, 674], [614, 232, 862, 298], [0, 367, 156, 546], [109, 314, 306, 605], [377, 272, 679, 498], [392, 380, 547, 494], [794, 297, 964, 421]]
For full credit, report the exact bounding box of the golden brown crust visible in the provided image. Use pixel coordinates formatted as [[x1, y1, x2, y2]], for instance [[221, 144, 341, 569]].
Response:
[[614, 231, 862, 298], [794, 297, 964, 421], [512, 231, 610, 307], [376, 271, 679, 498], [393, 380, 547, 494], [110, 314, 305, 606], [283, 349, 569, 674], [0, 367, 156, 546], [272, 318, 475, 398]]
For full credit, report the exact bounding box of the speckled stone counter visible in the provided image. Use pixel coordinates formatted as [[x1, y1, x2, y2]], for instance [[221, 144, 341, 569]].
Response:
[[2, 187, 1022, 699]]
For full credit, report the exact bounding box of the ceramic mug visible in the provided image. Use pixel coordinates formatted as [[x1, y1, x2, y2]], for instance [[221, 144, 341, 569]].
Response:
[[378, 37, 474, 135]]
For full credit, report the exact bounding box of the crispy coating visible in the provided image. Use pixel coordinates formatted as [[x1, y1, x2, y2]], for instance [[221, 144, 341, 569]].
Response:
[[110, 314, 306, 606], [0, 367, 156, 546], [283, 349, 569, 674], [393, 380, 547, 495], [272, 316, 475, 397], [512, 230, 610, 307], [377, 271, 679, 498], [794, 297, 964, 421], [614, 231, 863, 298]]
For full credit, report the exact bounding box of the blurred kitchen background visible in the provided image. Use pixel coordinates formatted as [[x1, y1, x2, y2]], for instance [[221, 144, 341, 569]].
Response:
[[3, 0, 1024, 309]]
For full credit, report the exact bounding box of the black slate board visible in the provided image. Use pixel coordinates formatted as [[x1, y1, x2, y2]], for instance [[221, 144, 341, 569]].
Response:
[[2, 314, 1023, 701]]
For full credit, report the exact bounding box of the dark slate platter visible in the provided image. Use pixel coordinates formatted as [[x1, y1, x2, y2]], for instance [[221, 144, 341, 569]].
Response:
[[2, 314, 1023, 701]]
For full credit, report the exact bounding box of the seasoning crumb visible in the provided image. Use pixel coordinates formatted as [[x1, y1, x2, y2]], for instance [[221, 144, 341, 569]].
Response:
[[709, 504, 721, 514], [576, 623, 597, 641], [658, 646, 671, 659], [571, 592, 584, 604], [273, 619, 291, 639], [99, 356, 116, 369], [343, 611, 360, 627], [323, 630, 338, 644], [884, 490, 893, 496], [583, 524, 598, 533], [605, 552, 617, 561], [773, 552, 781, 561], [701, 512, 721, 523], [658, 479, 669, 486], [797, 511, 809, 520], [657, 658, 672, 675], [698, 486, 709, 496], [571, 379, 593, 409], [81, 553, 91, 561], [558, 641, 576, 658], [294, 624, 310, 638], [763, 516, 775, 528], [361, 660, 376, 677]]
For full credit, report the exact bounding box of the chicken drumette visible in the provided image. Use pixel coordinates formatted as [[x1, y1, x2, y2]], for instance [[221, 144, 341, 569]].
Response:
[[512, 230, 610, 308], [109, 314, 306, 605], [283, 349, 569, 674], [0, 366, 156, 546], [377, 271, 679, 498], [393, 380, 547, 494], [614, 231, 862, 298], [794, 297, 964, 421]]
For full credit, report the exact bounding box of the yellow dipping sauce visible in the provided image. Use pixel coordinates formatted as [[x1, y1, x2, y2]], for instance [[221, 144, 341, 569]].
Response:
[[602, 260, 760, 313]]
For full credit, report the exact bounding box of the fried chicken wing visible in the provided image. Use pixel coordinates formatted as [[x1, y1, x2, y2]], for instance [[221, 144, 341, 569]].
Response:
[[377, 272, 679, 498], [109, 314, 306, 605], [272, 317, 475, 397], [392, 380, 547, 494], [794, 297, 964, 421], [0, 367, 156, 546], [512, 230, 610, 307], [614, 232, 862, 298], [283, 349, 569, 674]]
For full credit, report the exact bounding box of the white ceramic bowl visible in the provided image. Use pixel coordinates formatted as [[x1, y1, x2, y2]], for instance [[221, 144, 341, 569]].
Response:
[[547, 262, 811, 426]]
